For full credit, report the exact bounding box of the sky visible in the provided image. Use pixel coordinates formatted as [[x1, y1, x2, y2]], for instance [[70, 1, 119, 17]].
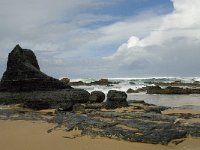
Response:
[[0, 0, 200, 78]]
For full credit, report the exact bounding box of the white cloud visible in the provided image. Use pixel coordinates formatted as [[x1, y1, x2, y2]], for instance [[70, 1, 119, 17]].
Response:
[[2, 0, 198, 78], [105, 0, 200, 76]]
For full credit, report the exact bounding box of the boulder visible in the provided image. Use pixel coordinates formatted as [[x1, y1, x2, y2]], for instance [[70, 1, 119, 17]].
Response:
[[106, 90, 128, 109], [89, 91, 105, 103], [0, 45, 71, 92], [65, 89, 90, 103], [55, 89, 90, 111]]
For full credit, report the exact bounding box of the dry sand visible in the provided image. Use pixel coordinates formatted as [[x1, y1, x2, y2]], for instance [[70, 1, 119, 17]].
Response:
[[0, 120, 200, 150]]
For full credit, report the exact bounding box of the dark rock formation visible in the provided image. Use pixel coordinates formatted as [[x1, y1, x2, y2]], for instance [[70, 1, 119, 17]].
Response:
[[0, 45, 71, 92], [91, 79, 109, 86], [69, 79, 119, 86], [127, 88, 139, 93], [64, 89, 90, 103], [2, 101, 200, 145], [152, 81, 200, 87], [69, 81, 88, 86], [89, 91, 105, 103], [23, 99, 50, 110], [57, 101, 74, 111], [106, 90, 128, 109], [60, 77, 70, 85], [127, 87, 147, 93], [147, 86, 200, 94], [56, 89, 90, 111], [73, 104, 85, 113]]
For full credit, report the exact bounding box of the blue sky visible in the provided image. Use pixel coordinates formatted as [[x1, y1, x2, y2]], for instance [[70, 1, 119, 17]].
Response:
[[0, 0, 200, 78], [91, 0, 173, 17]]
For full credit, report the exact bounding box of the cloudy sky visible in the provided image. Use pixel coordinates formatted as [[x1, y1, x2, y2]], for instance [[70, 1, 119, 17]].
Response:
[[0, 0, 200, 78]]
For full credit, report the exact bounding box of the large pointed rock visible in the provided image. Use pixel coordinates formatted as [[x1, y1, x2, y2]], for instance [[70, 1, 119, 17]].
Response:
[[0, 45, 71, 92]]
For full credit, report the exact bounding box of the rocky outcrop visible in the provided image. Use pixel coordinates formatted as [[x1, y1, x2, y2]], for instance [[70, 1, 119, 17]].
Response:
[[60, 78, 70, 85], [69, 81, 88, 86], [23, 99, 50, 110], [64, 89, 90, 103], [89, 91, 105, 103], [126, 87, 147, 93], [127, 88, 139, 93], [91, 79, 109, 86], [106, 90, 128, 109], [69, 79, 119, 86], [147, 86, 200, 94], [0, 45, 71, 92], [147, 81, 200, 87], [2, 100, 197, 145]]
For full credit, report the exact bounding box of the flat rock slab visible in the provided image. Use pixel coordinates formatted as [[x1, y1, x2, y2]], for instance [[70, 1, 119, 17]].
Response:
[[0, 105, 199, 145]]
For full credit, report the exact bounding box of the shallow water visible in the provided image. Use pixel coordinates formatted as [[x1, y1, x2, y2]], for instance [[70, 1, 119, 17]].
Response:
[[72, 77, 200, 109], [128, 93, 200, 108]]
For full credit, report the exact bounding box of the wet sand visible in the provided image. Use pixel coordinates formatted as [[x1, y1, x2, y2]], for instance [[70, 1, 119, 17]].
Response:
[[0, 120, 200, 150], [162, 108, 200, 114]]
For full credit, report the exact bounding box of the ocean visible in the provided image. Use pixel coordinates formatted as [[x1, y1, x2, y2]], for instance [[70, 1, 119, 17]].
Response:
[[70, 77, 200, 108]]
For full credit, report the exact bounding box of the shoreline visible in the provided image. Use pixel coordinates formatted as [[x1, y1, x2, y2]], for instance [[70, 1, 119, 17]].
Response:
[[1, 120, 200, 150]]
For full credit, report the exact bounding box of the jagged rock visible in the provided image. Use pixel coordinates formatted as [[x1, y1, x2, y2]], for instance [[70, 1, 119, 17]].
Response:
[[106, 90, 128, 109], [0, 45, 71, 92], [89, 91, 105, 103]]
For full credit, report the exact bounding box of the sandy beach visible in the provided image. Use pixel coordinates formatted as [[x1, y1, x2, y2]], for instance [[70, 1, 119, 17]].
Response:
[[0, 120, 200, 150]]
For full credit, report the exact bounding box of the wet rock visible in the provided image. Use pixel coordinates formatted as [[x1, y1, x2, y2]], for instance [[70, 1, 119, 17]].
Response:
[[143, 106, 162, 113], [65, 89, 90, 103], [129, 81, 136, 85], [152, 81, 200, 87], [91, 79, 109, 86], [127, 87, 147, 93], [89, 91, 105, 103], [69, 81, 89, 86], [127, 88, 139, 93], [73, 104, 85, 113], [57, 101, 74, 111], [23, 100, 50, 110], [0, 45, 71, 92], [106, 90, 128, 109], [147, 86, 200, 94], [128, 100, 151, 105], [0, 101, 196, 145], [84, 103, 104, 110]]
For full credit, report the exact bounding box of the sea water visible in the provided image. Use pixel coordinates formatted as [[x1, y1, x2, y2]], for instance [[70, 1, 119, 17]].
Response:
[[70, 77, 200, 108]]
